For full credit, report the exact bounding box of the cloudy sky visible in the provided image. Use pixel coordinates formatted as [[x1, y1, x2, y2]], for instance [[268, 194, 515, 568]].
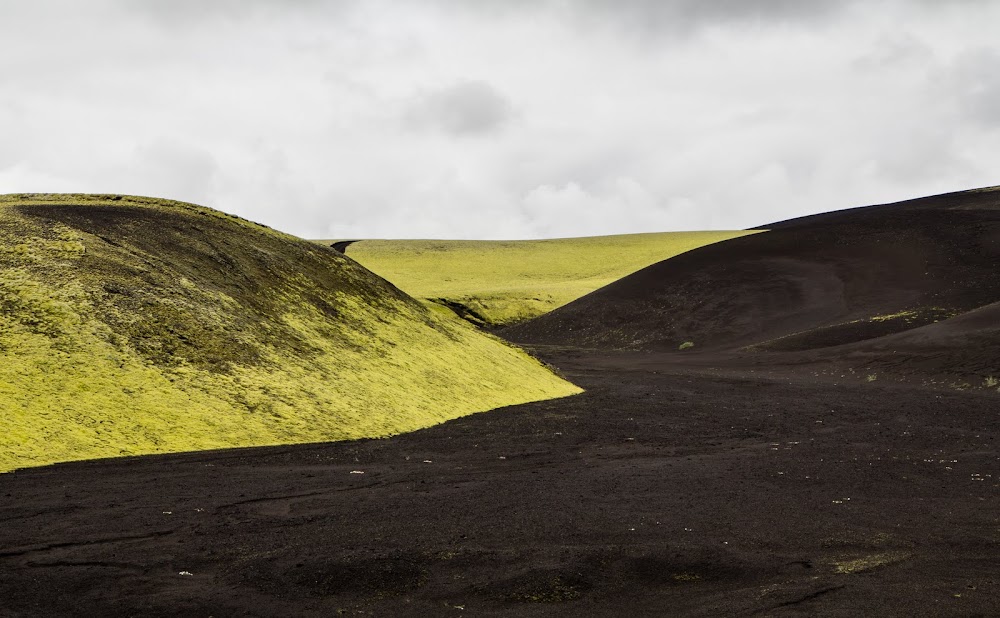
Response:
[[1, 1, 998, 239]]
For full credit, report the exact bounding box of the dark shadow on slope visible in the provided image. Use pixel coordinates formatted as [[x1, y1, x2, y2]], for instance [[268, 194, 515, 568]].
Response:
[[330, 240, 358, 254]]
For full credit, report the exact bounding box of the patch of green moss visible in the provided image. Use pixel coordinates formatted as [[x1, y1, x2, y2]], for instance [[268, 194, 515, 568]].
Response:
[[832, 551, 910, 574], [869, 307, 957, 323]]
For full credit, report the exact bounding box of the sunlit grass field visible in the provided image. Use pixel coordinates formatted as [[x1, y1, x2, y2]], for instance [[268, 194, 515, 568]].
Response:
[[328, 231, 760, 326], [0, 194, 580, 472]]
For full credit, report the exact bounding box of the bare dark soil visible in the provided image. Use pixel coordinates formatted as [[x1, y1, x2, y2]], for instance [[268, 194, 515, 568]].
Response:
[[2, 189, 999, 616], [1, 346, 998, 617]]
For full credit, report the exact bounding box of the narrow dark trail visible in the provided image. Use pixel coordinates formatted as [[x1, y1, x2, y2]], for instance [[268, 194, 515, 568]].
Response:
[[1, 348, 997, 616]]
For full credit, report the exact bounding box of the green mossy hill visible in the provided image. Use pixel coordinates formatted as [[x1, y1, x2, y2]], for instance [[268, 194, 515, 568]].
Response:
[[322, 231, 758, 327], [0, 194, 581, 472]]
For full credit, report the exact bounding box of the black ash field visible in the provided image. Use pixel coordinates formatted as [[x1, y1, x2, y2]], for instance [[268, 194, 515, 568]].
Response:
[[1, 188, 999, 617]]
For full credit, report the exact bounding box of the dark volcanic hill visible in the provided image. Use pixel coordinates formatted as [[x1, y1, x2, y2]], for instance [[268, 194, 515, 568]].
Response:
[[503, 187, 1000, 383]]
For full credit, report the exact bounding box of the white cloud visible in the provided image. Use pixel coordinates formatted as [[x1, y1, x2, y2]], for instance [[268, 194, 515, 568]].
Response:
[[521, 178, 680, 238], [403, 80, 514, 136], [0, 1, 999, 239]]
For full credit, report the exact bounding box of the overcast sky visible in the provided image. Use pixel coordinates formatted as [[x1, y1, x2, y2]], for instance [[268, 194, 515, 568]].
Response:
[[1, 1, 998, 239]]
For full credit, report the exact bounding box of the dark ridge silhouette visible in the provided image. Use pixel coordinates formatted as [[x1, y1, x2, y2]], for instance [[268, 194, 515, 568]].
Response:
[[330, 240, 358, 253], [503, 187, 1000, 382]]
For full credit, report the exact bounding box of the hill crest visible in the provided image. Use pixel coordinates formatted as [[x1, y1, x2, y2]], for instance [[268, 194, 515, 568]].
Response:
[[0, 194, 580, 472]]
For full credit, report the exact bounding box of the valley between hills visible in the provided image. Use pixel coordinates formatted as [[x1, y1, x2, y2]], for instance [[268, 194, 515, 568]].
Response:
[[1, 188, 998, 616]]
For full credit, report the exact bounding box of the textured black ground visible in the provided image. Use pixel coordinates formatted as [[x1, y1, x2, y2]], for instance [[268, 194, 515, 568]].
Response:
[[1, 346, 998, 617], [2, 189, 999, 616]]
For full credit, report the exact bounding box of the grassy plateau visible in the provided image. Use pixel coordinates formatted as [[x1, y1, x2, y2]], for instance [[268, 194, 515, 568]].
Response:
[[0, 194, 580, 472], [321, 231, 758, 327]]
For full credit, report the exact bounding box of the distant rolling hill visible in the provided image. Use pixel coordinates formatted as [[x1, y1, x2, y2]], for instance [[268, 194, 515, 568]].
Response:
[[503, 187, 1000, 386], [0, 194, 580, 472], [319, 231, 757, 327]]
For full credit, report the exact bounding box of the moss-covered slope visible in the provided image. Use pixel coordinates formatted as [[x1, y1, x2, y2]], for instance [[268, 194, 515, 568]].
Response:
[[323, 231, 757, 327], [0, 194, 580, 472]]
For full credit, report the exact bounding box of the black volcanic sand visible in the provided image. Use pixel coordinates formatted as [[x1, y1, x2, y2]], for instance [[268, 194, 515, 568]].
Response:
[[3, 190, 1000, 616], [1, 348, 998, 617]]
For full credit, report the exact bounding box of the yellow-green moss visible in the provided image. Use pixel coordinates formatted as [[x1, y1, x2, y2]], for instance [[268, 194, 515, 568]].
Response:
[[832, 551, 910, 574], [0, 194, 581, 472], [322, 231, 758, 327]]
